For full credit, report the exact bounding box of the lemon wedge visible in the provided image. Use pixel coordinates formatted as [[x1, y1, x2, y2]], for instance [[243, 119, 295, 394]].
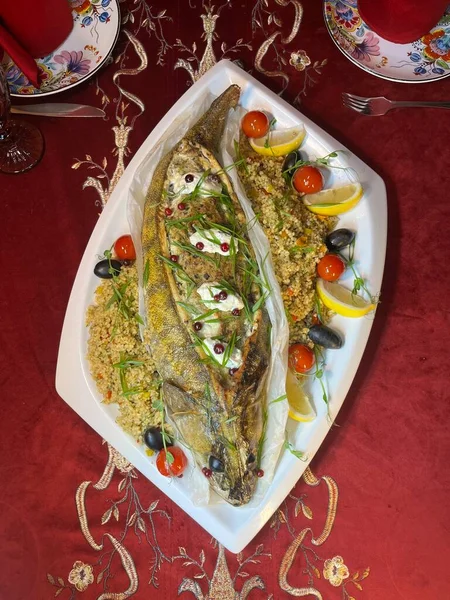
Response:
[[286, 368, 316, 423], [317, 279, 376, 318], [249, 125, 306, 157], [303, 182, 363, 216]]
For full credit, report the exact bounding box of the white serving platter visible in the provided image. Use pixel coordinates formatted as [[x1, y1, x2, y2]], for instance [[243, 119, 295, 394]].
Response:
[[56, 59, 387, 553]]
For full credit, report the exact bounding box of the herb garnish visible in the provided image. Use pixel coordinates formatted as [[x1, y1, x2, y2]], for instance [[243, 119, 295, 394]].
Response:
[[158, 254, 196, 298], [264, 117, 277, 151], [152, 392, 174, 465], [284, 438, 306, 460], [338, 236, 379, 304], [234, 138, 249, 175]]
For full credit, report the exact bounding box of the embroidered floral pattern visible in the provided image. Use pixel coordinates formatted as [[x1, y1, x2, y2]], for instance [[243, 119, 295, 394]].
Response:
[[323, 555, 349, 587], [68, 561, 94, 592], [289, 49, 311, 71]]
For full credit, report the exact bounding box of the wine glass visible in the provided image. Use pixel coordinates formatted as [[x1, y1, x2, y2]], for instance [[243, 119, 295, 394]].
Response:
[[0, 64, 44, 174]]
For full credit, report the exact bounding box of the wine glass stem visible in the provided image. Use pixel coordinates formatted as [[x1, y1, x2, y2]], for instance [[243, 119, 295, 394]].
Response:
[[0, 65, 11, 141]]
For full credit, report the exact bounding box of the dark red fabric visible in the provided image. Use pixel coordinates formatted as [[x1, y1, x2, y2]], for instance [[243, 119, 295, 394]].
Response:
[[358, 0, 448, 43], [1, 1, 450, 599], [0, 0, 73, 58], [0, 24, 38, 87]]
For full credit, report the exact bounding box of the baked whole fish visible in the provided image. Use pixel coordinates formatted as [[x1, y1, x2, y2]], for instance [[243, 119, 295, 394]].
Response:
[[142, 86, 271, 506]]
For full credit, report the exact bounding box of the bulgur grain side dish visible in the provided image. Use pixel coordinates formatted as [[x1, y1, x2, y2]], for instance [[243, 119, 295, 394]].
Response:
[[238, 136, 336, 346], [86, 263, 161, 442]]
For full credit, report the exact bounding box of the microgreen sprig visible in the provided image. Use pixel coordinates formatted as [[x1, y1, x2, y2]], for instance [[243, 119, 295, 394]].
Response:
[[338, 237, 379, 304], [152, 392, 174, 466], [264, 117, 277, 150], [284, 437, 306, 461], [234, 138, 249, 175]]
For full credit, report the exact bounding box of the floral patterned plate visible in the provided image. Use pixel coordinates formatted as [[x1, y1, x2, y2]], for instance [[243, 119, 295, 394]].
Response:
[[2, 0, 120, 97], [324, 0, 450, 83]]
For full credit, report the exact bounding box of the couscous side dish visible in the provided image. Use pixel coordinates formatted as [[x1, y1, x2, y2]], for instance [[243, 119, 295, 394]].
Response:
[[86, 263, 161, 441], [238, 136, 336, 346]]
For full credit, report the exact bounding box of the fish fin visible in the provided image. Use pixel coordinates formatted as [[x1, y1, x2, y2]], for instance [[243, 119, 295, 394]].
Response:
[[162, 381, 211, 455], [185, 85, 240, 156]]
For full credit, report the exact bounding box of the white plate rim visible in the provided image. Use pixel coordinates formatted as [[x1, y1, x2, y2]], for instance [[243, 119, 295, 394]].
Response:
[[56, 59, 387, 553]]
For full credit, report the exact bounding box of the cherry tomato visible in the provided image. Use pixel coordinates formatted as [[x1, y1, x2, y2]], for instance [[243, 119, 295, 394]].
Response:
[[114, 235, 136, 261], [156, 446, 188, 477], [241, 111, 270, 138], [288, 344, 315, 374], [317, 254, 346, 282], [292, 166, 324, 194]]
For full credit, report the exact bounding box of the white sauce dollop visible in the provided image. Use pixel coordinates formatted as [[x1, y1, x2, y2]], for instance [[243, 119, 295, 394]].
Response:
[[203, 338, 243, 369], [169, 171, 222, 198], [189, 228, 232, 255], [197, 282, 244, 313]]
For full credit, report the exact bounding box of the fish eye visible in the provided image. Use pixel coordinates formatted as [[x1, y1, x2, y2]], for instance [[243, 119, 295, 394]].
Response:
[[209, 456, 225, 473], [247, 453, 256, 465]]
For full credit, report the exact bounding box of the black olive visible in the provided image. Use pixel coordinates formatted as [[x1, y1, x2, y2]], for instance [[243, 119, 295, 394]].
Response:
[[325, 228, 355, 252], [209, 456, 225, 473], [143, 427, 172, 451], [185, 173, 194, 183], [282, 150, 303, 176], [94, 259, 122, 279], [308, 325, 344, 349]]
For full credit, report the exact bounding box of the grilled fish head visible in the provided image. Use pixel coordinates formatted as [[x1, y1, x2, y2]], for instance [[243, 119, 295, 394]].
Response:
[[163, 377, 265, 506]]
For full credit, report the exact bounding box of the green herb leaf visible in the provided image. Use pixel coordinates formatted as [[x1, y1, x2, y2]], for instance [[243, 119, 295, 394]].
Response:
[[143, 259, 150, 287], [271, 394, 287, 404]]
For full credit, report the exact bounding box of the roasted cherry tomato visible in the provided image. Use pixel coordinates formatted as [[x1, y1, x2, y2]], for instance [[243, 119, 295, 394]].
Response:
[[241, 111, 270, 138], [114, 234, 136, 261], [156, 446, 188, 477], [317, 254, 346, 282], [288, 344, 315, 374], [292, 166, 324, 194]]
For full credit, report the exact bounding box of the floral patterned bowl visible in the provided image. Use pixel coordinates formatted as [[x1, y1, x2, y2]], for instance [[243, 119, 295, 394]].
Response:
[[2, 0, 120, 97], [324, 0, 450, 83]]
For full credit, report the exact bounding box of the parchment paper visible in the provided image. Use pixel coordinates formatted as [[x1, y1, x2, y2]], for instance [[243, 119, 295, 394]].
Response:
[[127, 90, 289, 507]]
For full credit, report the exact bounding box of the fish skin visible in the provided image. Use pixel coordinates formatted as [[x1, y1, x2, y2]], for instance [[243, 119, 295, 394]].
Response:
[[142, 85, 270, 506]]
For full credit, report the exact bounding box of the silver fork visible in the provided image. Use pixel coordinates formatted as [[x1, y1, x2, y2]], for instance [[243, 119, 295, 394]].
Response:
[[342, 93, 450, 116]]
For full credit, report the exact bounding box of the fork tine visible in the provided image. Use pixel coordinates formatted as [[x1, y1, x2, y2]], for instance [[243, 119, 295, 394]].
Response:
[[342, 96, 366, 110], [343, 92, 369, 103], [341, 93, 368, 108], [342, 98, 364, 113]]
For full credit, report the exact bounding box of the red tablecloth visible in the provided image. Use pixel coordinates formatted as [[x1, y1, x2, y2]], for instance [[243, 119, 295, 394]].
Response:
[[2, 1, 450, 598]]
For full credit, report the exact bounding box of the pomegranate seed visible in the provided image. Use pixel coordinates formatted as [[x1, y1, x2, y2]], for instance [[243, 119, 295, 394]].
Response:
[[194, 322, 202, 331], [164, 207, 173, 216], [214, 343, 225, 355], [170, 255, 179, 263], [202, 467, 212, 478], [257, 469, 264, 478], [220, 242, 230, 252], [177, 202, 187, 210], [196, 241, 205, 250], [219, 290, 228, 301], [232, 308, 241, 317], [214, 293, 221, 302], [229, 368, 238, 376]]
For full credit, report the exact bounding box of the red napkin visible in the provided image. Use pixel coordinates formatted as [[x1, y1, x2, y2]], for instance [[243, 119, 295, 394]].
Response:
[[0, 0, 73, 59], [358, 0, 449, 44], [0, 23, 38, 87]]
